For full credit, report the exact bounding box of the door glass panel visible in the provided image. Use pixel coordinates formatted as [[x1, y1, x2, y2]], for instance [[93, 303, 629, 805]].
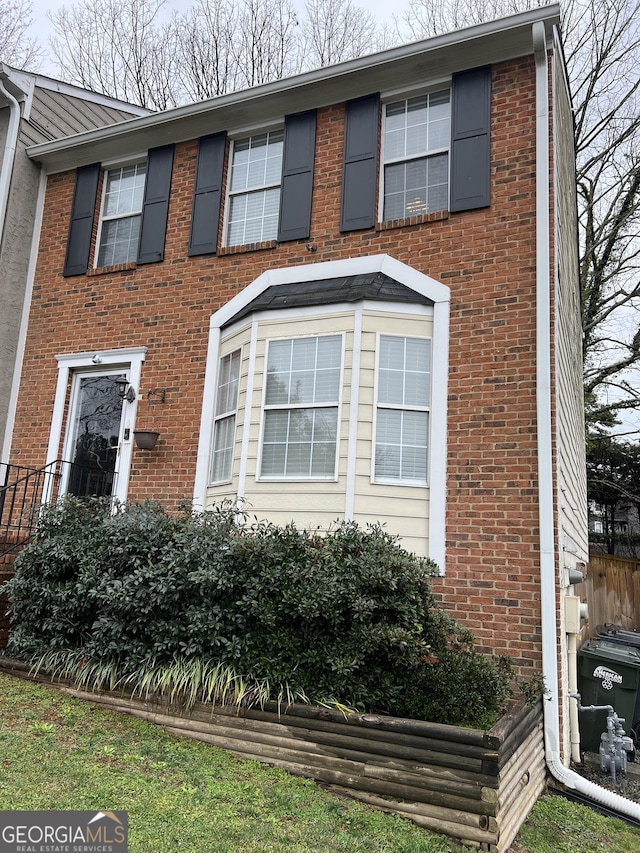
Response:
[[67, 374, 124, 497]]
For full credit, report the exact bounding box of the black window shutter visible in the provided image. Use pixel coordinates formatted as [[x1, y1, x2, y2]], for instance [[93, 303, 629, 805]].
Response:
[[340, 93, 380, 232], [277, 110, 316, 242], [188, 132, 227, 256], [63, 163, 100, 277], [450, 66, 491, 212], [137, 144, 175, 265]]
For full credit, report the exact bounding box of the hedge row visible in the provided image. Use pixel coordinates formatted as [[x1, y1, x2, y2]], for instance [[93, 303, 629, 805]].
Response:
[[3, 498, 513, 726]]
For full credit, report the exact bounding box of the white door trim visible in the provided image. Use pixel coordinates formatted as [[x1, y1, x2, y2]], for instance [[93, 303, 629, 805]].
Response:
[[46, 347, 147, 504]]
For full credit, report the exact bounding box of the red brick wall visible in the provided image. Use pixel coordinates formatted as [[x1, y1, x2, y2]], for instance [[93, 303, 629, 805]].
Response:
[[10, 56, 549, 678]]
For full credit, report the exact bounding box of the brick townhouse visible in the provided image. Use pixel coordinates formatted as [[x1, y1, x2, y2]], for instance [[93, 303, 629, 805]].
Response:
[[3, 5, 588, 769]]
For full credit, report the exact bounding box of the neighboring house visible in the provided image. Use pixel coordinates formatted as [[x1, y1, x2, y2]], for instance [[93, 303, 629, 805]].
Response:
[[589, 500, 640, 558], [0, 64, 149, 466], [3, 5, 591, 780]]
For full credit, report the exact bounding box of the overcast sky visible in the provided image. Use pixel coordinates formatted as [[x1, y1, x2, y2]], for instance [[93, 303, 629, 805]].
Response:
[[28, 0, 408, 78]]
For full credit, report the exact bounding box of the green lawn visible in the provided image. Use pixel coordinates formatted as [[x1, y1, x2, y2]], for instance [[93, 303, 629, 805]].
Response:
[[1, 672, 639, 853]]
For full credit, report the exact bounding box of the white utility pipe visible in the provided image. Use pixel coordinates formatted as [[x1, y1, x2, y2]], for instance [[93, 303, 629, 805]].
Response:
[[567, 632, 582, 764], [533, 20, 640, 819]]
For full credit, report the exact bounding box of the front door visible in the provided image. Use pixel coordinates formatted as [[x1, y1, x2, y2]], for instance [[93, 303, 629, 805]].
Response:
[[63, 372, 127, 500]]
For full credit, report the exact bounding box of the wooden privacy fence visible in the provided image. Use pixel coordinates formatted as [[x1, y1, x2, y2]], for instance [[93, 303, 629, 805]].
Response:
[[581, 554, 640, 639], [0, 657, 545, 852]]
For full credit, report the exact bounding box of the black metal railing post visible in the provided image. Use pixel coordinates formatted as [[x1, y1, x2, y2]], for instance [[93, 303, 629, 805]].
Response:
[[0, 460, 117, 560]]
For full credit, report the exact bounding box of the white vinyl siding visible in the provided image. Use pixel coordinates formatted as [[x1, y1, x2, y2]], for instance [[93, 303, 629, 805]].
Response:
[[226, 131, 284, 246], [97, 162, 146, 266], [383, 90, 450, 220], [353, 313, 432, 556], [553, 43, 589, 562]]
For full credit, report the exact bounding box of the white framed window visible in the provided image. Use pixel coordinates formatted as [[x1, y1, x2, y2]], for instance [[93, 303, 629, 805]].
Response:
[[260, 334, 342, 479], [96, 162, 146, 266], [382, 90, 450, 221], [226, 130, 284, 247], [210, 349, 241, 483], [374, 335, 431, 483]]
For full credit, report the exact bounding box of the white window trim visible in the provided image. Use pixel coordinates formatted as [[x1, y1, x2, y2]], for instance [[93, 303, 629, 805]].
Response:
[[46, 347, 147, 505], [372, 332, 431, 487], [94, 160, 146, 268], [378, 86, 452, 223], [195, 255, 449, 572], [256, 332, 344, 482], [223, 130, 284, 248]]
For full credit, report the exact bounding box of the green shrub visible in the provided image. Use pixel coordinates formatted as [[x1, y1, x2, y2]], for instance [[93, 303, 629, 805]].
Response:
[[2, 497, 515, 726]]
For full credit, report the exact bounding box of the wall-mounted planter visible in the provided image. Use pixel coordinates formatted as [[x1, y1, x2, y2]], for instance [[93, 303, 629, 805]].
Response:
[[133, 430, 160, 450], [0, 657, 545, 852]]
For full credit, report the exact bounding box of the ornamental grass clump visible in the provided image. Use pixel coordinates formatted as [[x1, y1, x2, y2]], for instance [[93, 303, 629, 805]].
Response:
[[2, 497, 513, 727]]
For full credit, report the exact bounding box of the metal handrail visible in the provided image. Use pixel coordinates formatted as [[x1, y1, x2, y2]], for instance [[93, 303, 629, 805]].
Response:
[[0, 460, 116, 559]]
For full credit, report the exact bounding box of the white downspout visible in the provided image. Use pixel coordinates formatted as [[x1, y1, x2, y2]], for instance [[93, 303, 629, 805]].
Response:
[[533, 20, 640, 819], [0, 66, 21, 249]]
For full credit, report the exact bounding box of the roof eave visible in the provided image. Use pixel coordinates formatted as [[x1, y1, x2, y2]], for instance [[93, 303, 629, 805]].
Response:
[[27, 4, 560, 174]]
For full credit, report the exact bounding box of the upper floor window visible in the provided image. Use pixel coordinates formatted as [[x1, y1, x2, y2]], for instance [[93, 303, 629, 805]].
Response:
[[374, 335, 431, 483], [97, 162, 146, 267], [226, 130, 284, 247], [382, 90, 450, 221], [211, 349, 241, 483], [260, 334, 342, 479]]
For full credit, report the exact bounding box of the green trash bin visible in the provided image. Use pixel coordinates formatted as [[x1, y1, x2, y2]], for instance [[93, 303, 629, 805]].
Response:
[[578, 638, 640, 753]]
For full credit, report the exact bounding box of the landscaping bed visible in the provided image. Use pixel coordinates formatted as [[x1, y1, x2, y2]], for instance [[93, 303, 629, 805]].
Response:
[[0, 655, 545, 852]]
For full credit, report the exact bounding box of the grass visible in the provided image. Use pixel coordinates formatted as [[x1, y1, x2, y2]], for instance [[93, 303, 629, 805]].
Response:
[[1, 672, 639, 853], [514, 794, 640, 852]]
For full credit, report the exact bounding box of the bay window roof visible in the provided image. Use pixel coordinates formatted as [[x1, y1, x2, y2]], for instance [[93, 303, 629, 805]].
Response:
[[222, 272, 434, 329]]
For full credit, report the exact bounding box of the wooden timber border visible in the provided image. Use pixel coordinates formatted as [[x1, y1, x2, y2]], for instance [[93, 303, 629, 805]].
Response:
[[0, 656, 546, 852]]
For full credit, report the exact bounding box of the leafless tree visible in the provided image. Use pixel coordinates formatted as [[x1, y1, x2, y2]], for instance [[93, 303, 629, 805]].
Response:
[[49, 0, 180, 110], [400, 0, 545, 38], [401, 0, 640, 434], [0, 0, 43, 69], [568, 0, 640, 431], [231, 0, 300, 87], [48, 0, 381, 106], [173, 0, 240, 101], [299, 0, 380, 68]]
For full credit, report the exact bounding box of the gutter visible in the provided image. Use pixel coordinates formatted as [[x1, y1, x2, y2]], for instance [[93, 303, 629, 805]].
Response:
[[533, 20, 640, 820], [27, 5, 560, 169], [0, 66, 22, 248]]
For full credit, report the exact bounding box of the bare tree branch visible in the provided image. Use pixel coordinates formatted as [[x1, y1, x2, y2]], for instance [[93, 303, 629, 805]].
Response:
[[0, 0, 43, 69], [48, 0, 380, 105], [299, 0, 380, 68]]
